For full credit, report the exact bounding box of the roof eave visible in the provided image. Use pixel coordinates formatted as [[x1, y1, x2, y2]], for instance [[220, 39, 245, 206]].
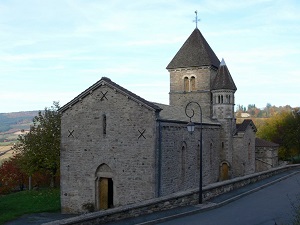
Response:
[[59, 78, 162, 114]]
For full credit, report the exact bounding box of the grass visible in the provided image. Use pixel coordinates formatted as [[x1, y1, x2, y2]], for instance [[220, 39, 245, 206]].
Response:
[[0, 188, 60, 224]]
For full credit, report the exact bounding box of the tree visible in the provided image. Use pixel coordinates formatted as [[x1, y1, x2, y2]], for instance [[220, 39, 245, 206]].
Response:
[[14, 102, 61, 187], [0, 154, 26, 194], [257, 108, 300, 161]]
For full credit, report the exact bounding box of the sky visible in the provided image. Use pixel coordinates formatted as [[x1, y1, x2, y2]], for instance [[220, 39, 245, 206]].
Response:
[[0, 0, 299, 113]]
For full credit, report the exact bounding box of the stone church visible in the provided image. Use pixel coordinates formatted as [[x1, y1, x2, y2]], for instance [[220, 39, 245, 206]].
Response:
[[59, 28, 260, 213]]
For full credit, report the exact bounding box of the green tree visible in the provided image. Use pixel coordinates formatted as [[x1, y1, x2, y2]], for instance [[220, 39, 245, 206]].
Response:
[[14, 102, 61, 187]]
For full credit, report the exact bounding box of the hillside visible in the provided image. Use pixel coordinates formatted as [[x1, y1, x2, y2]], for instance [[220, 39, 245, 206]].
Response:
[[0, 111, 39, 164], [0, 111, 38, 144]]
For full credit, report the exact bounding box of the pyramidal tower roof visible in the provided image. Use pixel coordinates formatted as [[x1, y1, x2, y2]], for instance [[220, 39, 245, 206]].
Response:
[[166, 28, 220, 69], [212, 58, 237, 91]]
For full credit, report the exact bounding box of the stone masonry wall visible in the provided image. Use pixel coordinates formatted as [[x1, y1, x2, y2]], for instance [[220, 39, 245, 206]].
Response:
[[218, 119, 234, 169], [60, 84, 157, 213], [159, 121, 221, 196], [233, 127, 256, 178], [255, 146, 279, 172], [168, 67, 218, 119]]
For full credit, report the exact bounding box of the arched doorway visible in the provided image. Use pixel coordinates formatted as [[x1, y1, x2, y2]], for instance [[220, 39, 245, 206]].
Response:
[[220, 162, 230, 181], [95, 164, 114, 210]]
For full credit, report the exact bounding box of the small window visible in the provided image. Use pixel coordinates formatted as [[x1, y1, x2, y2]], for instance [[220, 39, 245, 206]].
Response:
[[103, 114, 107, 135], [184, 77, 189, 92], [248, 142, 251, 160], [181, 145, 186, 183], [190, 76, 196, 91]]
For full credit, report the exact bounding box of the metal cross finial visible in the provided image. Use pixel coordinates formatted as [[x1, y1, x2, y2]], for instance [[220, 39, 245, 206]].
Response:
[[193, 10, 200, 28]]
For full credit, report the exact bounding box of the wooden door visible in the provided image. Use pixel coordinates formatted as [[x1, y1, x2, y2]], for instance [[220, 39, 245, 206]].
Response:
[[221, 163, 229, 181], [99, 178, 108, 210], [99, 177, 113, 210]]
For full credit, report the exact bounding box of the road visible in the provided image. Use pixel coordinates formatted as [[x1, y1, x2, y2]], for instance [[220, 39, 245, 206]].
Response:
[[158, 172, 300, 225]]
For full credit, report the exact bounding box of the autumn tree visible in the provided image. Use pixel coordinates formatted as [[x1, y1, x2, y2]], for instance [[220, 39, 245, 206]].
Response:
[[257, 108, 300, 161], [14, 102, 61, 187], [0, 154, 26, 194]]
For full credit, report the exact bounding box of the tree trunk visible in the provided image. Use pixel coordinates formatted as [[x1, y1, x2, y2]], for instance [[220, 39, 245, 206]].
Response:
[[50, 175, 55, 188], [28, 176, 32, 190]]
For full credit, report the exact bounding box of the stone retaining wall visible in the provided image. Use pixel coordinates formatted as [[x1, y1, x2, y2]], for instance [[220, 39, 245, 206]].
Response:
[[45, 165, 299, 225]]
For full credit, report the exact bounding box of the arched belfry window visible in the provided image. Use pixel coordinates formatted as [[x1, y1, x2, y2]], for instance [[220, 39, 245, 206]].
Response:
[[184, 77, 189, 92], [183, 76, 196, 92], [190, 76, 196, 91]]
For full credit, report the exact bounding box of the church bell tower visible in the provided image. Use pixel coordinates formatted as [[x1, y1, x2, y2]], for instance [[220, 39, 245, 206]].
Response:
[[211, 58, 237, 121], [211, 58, 237, 172], [166, 28, 220, 119]]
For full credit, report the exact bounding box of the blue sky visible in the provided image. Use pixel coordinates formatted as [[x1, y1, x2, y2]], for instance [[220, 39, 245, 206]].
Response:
[[0, 0, 299, 113]]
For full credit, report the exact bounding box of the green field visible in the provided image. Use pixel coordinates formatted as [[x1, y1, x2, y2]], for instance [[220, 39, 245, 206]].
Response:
[[0, 189, 60, 224]]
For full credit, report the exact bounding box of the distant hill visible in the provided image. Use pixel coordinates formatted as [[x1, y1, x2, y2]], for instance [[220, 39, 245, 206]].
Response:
[[0, 111, 39, 145]]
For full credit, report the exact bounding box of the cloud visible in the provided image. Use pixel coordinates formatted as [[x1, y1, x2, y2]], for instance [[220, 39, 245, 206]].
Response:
[[0, 0, 299, 113]]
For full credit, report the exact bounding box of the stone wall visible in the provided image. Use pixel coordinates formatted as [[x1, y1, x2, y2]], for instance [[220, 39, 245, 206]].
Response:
[[255, 146, 279, 172], [45, 165, 299, 225], [159, 121, 221, 196], [60, 84, 158, 213], [218, 119, 234, 171], [233, 126, 256, 178], [168, 67, 218, 119]]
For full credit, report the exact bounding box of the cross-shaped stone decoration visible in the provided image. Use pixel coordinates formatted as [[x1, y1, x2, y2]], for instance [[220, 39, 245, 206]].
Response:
[[138, 129, 146, 139]]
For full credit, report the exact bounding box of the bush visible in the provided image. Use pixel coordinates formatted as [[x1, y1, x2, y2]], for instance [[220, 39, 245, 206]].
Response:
[[291, 156, 300, 164]]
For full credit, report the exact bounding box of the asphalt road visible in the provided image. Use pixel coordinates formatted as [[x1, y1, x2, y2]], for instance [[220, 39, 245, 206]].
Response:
[[157, 172, 300, 225], [5, 169, 300, 225]]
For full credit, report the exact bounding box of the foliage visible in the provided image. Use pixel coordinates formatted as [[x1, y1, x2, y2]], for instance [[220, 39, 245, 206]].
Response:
[[236, 103, 293, 118], [13, 102, 61, 187], [0, 154, 26, 194], [0, 188, 60, 225], [256, 108, 300, 160]]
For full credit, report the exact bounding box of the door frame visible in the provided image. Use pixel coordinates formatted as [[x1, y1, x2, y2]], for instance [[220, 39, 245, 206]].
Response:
[[95, 163, 115, 210]]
